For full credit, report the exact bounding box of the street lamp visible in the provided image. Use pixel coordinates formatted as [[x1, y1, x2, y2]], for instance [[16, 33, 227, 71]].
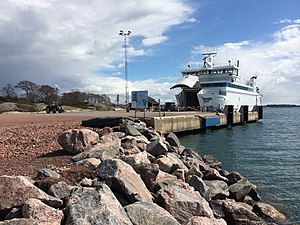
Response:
[[119, 30, 131, 112]]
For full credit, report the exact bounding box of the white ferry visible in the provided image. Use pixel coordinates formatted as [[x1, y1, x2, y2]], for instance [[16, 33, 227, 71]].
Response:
[[171, 52, 262, 112]]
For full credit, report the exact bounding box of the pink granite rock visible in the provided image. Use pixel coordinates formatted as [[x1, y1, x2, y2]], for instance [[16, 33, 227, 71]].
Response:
[[22, 198, 64, 225], [253, 202, 286, 221], [65, 184, 133, 225], [222, 200, 266, 225], [58, 128, 99, 154], [97, 159, 153, 203], [157, 185, 214, 224], [186, 216, 227, 225], [72, 132, 121, 161], [0, 176, 63, 210]]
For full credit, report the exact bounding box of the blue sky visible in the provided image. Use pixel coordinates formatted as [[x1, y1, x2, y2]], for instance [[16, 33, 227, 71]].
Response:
[[0, 0, 300, 104]]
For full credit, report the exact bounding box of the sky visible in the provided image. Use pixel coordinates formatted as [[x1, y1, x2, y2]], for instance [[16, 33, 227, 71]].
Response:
[[0, 0, 300, 105]]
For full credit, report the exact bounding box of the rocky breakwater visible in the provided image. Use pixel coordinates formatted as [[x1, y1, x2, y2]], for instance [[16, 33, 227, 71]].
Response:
[[0, 117, 287, 225]]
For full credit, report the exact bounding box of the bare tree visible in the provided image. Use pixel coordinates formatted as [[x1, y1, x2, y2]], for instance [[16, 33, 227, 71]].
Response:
[[0, 84, 16, 98], [61, 90, 87, 106], [39, 85, 59, 103], [15, 80, 39, 102]]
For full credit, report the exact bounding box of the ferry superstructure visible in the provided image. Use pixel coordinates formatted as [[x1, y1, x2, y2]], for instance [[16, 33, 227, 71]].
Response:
[[171, 52, 262, 112]]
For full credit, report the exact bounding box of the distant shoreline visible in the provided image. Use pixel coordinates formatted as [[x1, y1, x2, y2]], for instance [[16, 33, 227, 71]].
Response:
[[264, 104, 300, 108]]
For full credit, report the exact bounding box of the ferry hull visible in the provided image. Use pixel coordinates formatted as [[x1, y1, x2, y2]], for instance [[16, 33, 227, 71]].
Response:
[[198, 87, 262, 112]]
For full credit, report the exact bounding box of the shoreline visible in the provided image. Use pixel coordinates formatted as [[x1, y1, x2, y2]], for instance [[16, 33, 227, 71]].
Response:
[[0, 116, 288, 224]]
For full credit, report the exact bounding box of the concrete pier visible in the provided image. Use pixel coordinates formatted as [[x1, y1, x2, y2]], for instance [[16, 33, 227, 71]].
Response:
[[80, 107, 263, 134], [141, 111, 260, 134]]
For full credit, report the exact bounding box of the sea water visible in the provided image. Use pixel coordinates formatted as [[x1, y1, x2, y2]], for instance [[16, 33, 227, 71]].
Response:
[[178, 107, 300, 223]]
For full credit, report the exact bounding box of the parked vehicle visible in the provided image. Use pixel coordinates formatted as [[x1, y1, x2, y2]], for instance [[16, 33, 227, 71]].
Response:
[[45, 102, 64, 113]]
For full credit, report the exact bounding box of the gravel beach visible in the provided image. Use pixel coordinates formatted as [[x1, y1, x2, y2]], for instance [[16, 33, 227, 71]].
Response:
[[0, 112, 98, 177]]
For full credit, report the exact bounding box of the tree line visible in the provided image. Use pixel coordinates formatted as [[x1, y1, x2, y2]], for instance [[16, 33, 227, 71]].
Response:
[[0, 80, 111, 107]]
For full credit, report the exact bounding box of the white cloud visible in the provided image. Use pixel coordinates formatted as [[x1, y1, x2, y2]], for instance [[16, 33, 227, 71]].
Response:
[[275, 19, 300, 24], [142, 36, 169, 46], [1, 1, 299, 105], [191, 23, 300, 104], [224, 41, 250, 49], [276, 19, 292, 24], [0, 0, 193, 103], [186, 18, 199, 23]]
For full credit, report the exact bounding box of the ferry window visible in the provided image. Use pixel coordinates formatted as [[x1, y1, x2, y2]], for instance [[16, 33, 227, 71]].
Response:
[[219, 90, 227, 96], [208, 70, 212, 74], [223, 69, 225, 73]]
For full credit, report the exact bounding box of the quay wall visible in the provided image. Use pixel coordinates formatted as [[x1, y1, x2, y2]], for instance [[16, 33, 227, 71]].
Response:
[[143, 111, 259, 134], [144, 115, 202, 134]]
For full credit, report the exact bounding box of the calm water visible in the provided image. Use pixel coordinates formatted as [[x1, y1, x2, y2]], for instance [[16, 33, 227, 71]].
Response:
[[178, 107, 300, 224]]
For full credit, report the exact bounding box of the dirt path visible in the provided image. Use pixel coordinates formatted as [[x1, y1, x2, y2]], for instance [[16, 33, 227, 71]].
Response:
[[0, 112, 99, 177]]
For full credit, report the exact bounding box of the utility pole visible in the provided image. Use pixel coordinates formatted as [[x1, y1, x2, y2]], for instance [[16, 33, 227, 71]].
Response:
[[119, 30, 131, 112]]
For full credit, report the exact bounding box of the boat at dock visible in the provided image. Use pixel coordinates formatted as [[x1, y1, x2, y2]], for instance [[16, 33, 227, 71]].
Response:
[[171, 52, 262, 112]]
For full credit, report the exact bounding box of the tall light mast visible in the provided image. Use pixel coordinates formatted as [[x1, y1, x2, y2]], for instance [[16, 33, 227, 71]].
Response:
[[119, 30, 131, 112]]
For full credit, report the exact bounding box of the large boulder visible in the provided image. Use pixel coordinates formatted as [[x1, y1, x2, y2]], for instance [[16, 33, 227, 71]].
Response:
[[0, 176, 63, 210], [36, 169, 61, 179], [125, 201, 180, 225], [172, 168, 186, 181], [146, 138, 168, 157], [203, 168, 228, 182], [186, 166, 204, 180], [97, 159, 153, 203], [181, 156, 210, 172], [120, 151, 151, 166], [167, 153, 188, 171], [73, 158, 101, 169], [154, 170, 178, 192], [133, 163, 160, 192], [157, 185, 214, 224], [65, 185, 133, 225], [121, 135, 149, 151], [188, 175, 211, 199], [202, 155, 222, 170], [253, 202, 286, 221], [186, 216, 227, 225], [222, 200, 266, 225], [209, 199, 230, 219], [48, 181, 73, 200], [226, 171, 245, 185], [228, 178, 257, 201], [181, 149, 211, 172], [203, 180, 229, 200], [121, 136, 138, 150], [155, 153, 188, 174], [58, 128, 99, 155], [120, 124, 142, 136], [155, 155, 177, 173], [165, 132, 181, 147], [131, 119, 149, 133], [142, 129, 161, 141], [22, 198, 64, 225], [96, 126, 114, 137], [72, 133, 121, 161]]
